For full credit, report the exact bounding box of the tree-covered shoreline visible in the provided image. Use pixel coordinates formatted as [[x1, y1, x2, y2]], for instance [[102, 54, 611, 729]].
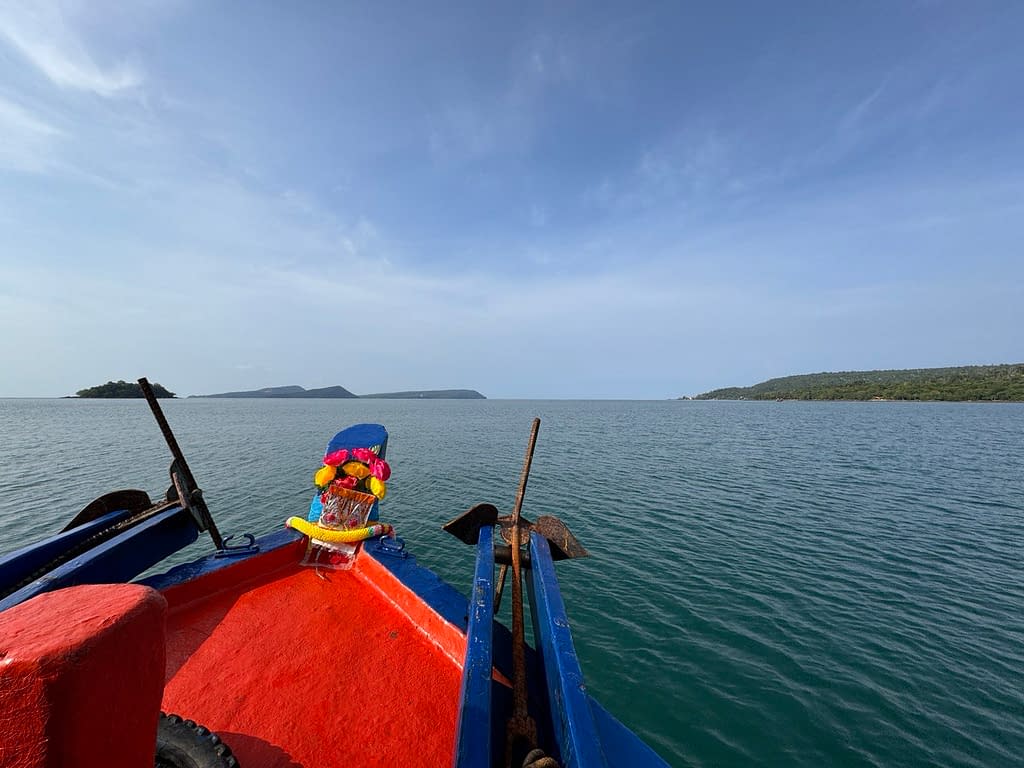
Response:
[[693, 364, 1024, 402], [76, 380, 176, 398]]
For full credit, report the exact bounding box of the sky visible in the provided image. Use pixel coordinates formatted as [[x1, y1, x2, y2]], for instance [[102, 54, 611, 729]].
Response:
[[1, 2, 1022, 399]]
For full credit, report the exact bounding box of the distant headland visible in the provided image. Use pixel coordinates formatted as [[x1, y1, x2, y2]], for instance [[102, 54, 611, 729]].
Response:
[[690, 363, 1024, 402], [191, 385, 486, 400], [190, 385, 357, 399], [357, 389, 485, 400]]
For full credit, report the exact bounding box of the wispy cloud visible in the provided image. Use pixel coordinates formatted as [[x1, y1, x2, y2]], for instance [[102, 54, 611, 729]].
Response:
[[0, 2, 142, 96], [838, 80, 888, 136], [0, 94, 63, 171], [427, 29, 595, 164], [580, 128, 757, 223], [428, 104, 499, 161]]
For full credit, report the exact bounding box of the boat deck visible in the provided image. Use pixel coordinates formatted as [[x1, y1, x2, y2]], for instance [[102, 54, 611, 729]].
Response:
[[160, 545, 464, 767]]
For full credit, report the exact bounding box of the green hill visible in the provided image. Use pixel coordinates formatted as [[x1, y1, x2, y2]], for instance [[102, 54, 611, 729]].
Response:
[[694, 364, 1024, 402], [76, 380, 176, 398]]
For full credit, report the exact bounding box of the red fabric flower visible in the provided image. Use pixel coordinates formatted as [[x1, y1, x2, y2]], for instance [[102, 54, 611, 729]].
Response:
[[352, 447, 375, 463], [333, 475, 358, 489], [323, 449, 348, 467], [370, 458, 391, 481]]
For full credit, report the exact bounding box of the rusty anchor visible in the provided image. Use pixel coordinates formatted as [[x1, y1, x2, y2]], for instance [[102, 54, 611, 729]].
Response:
[[441, 418, 587, 767]]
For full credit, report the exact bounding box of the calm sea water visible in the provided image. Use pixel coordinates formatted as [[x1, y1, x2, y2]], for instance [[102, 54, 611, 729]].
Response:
[[1, 398, 1022, 767]]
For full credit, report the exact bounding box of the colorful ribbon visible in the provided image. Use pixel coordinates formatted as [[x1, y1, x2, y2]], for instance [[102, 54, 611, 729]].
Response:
[[286, 516, 393, 543]]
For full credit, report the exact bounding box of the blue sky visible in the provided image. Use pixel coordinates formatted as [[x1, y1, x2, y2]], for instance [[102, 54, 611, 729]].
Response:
[[1, 2, 1022, 398]]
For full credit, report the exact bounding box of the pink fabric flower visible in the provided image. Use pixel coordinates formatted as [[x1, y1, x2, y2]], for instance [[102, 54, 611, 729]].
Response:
[[323, 448, 348, 467], [352, 447, 375, 463], [370, 458, 391, 481]]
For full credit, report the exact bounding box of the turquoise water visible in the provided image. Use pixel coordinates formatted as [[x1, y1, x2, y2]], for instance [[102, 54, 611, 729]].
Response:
[[1, 398, 1022, 767]]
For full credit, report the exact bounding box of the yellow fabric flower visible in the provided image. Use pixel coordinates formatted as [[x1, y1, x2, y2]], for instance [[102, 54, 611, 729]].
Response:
[[314, 465, 336, 487], [368, 476, 387, 499], [342, 461, 371, 479]]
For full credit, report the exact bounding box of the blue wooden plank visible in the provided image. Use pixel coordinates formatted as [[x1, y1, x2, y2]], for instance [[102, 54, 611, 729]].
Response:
[[0, 506, 199, 612], [527, 531, 608, 768], [325, 423, 389, 459], [453, 524, 495, 768]]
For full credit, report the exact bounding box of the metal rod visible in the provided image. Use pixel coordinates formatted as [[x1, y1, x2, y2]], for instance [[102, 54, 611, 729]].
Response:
[[493, 563, 509, 611], [511, 418, 541, 529], [506, 417, 541, 766], [138, 377, 225, 549]]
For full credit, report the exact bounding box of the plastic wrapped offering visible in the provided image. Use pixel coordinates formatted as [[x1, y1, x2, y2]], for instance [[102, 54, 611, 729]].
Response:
[[295, 449, 392, 570]]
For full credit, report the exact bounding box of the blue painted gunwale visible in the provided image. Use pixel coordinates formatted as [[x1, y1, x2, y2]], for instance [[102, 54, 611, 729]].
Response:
[[453, 525, 495, 767], [0, 505, 199, 613], [0, 507, 137, 590], [526, 532, 669, 766], [527, 531, 609, 768]]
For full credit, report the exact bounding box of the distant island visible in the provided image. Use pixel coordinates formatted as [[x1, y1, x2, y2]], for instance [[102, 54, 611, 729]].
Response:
[[191, 385, 358, 399], [76, 380, 176, 398], [192, 385, 485, 400], [692, 364, 1024, 402], [359, 389, 485, 400]]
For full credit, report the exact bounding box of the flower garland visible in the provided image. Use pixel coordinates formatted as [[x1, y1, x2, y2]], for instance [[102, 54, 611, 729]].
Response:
[[287, 516, 393, 543], [314, 446, 391, 503]]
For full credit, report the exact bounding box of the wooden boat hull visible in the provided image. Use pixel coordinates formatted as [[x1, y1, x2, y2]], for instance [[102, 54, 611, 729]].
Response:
[[0, 421, 670, 767], [151, 532, 463, 767]]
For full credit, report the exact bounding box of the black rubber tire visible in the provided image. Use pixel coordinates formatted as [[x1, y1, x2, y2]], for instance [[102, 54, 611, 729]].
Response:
[[155, 713, 239, 768]]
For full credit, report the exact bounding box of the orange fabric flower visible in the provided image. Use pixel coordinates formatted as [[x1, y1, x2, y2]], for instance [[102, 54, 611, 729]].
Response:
[[368, 476, 387, 500], [314, 465, 336, 487], [341, 460, 371, 479]]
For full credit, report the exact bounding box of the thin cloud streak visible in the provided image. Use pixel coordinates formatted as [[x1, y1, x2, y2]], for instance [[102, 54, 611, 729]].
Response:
[[0, 1, 142, 96], [0, 94, 63, 171]]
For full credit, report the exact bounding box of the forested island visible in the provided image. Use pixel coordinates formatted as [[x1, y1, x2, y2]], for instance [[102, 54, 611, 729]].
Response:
[[693, 364, 1024, 402], [76, 381, 176, 398]]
